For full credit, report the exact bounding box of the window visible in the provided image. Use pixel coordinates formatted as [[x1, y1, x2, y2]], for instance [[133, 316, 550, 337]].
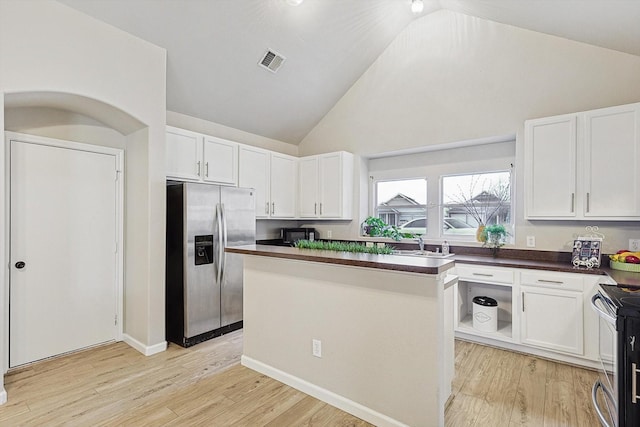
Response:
[[442, 171, 511, 238], [374, 178, 427, 234]]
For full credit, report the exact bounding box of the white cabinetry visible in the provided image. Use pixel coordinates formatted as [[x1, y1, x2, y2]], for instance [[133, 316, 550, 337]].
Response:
[[165, 126, 238, 186], [202, 136, 237, 185], [584, 103, 640, 217], [455, 264, 603, 368], [166, 126, 201, 181], [454, 265, 515, 342], [238, 145, 297, 219], [525, 102, 640, 220], [520, 271, 584, 355], [524, 115, 577, 218], [298, 152, 354, 219]]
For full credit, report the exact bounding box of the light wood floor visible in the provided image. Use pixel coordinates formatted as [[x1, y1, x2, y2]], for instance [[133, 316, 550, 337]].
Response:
[[0, 331, 600, 426]]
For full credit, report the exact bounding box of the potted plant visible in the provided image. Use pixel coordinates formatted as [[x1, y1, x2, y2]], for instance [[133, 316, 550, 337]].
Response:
[[361, 216, 413, 241], [481, 224, 509, 256]]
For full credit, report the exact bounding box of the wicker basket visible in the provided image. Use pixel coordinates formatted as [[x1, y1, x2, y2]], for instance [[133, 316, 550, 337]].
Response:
[[610, 260, 640, 273]]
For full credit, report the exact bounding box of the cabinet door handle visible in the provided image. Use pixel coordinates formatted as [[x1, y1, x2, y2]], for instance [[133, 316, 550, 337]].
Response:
[[522, 292, 525, 312], [633, 362, 639, 404], [537, 279, 563, 285], [265, 202, 269, 214], [271, 202, 275, 215], [571, 193, 575, 213], [314, 203, 317, 215], [473, 273, 494, 277], [320, 203, 323, 215], [197, 161, 201, 176], [586, 192, 590, 213], [205, 162, 209, 177]]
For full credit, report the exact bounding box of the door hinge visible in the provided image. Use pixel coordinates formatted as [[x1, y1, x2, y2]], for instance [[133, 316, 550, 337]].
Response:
[[114, 314, 118, 326]]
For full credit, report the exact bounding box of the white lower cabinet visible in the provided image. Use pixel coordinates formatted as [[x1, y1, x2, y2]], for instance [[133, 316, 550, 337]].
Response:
[[454, 264, 602, 368], [520, 285, 583, 355], [454, 266, 515, 343]]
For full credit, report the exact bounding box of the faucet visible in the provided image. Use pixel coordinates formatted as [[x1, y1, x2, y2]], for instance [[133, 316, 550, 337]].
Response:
[[416, 236, 424, 251]]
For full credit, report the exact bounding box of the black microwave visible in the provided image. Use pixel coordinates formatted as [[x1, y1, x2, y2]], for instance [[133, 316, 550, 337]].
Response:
[[281, 228, 316, 244]]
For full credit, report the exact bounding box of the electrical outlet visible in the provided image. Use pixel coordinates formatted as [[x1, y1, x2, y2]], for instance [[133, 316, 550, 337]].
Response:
[[526, 236, 536, 248], [312, 339, 322, 358], [630, 239, 640, 252], [327, 230, 332, 239]]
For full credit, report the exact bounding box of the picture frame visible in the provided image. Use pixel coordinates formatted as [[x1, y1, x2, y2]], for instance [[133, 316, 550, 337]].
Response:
[[572, 237, 602, 269]]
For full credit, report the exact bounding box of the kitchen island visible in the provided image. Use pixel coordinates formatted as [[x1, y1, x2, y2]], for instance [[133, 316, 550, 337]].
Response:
[[226, 245, 457, 427]]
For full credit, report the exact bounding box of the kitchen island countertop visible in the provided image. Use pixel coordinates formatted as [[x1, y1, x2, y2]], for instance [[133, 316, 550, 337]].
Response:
[[226, 244, 455, 275]]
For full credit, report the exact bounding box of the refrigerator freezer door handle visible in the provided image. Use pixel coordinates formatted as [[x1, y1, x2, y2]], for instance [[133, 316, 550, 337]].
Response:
[[216, 204, 223, 285], [220, 203, 227, 285]]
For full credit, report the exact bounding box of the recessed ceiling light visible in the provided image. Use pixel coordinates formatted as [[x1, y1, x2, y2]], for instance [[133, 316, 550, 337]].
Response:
[[286, 0, 304, 6], [411, 0, 424, 14]]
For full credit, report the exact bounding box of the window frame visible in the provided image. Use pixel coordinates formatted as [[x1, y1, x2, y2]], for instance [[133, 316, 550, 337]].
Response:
[[371, 177, 428, 232]]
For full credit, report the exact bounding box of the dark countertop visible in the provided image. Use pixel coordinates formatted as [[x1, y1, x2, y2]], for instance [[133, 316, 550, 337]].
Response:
[[252, 240, 640, 287], [226, 244, 455, 275]]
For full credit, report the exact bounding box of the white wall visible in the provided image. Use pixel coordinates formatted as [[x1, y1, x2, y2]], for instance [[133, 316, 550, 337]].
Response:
[[299, 10, 640, 252], [0, 0, 167, 390]]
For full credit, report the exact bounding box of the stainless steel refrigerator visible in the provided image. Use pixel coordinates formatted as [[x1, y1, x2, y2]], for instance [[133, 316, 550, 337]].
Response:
[[166, 181, 255, 347]]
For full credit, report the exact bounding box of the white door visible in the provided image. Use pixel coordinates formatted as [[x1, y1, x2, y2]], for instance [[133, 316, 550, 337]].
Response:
[[10, 139, 118, 367]]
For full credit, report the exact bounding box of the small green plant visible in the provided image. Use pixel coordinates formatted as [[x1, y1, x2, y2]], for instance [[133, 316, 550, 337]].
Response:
[[294, 240, 394, 255], [481, 224, 509, 256], [361, 216, 414, 241]]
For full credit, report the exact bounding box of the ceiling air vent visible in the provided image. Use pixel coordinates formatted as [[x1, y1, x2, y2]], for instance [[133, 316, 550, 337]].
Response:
[[258, 49, 286, 73]]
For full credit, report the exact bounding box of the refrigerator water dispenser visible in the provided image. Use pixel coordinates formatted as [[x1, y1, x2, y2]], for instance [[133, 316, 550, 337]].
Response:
[[194, 235, 213, 265]]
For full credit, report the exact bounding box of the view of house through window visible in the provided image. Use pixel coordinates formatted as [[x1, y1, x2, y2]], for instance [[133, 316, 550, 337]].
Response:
[[442, 171, 511, 238], [375, 178, 427, 234]]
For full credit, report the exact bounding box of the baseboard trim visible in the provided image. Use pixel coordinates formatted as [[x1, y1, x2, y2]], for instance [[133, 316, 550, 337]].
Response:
[[0, 388, 6, 405], [241, 355, 408, 427], [123, 334, 167, 356]]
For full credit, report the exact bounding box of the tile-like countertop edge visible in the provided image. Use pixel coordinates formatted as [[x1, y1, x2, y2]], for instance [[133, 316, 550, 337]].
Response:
[[226, 244, 455, 275]]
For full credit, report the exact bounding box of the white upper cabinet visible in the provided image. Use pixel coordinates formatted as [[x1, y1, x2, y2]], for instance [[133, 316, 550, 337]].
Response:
[[525, 115, 577, 218], [166, 126, 202, 181], [238, 146, 270, 218], [203, 136, 238, 185], [525, 102, 640, 220], [298, 152, 354, 219], [298, 157, 320, 218], [166, 126, 238, 186], [584, 103, 640, 218], [238, 146, 297, 219], [270, 153, 297, 218]]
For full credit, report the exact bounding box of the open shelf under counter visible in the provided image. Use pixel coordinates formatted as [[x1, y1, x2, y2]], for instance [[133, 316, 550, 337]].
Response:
[[456, 315, 514, 343]]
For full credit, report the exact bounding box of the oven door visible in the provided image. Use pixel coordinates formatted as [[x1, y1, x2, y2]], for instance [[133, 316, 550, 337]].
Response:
[[592, 291, 618, 427]]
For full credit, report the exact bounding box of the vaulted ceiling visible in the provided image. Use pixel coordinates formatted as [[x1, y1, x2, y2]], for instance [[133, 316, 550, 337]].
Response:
[[59, 0, 640, 145]]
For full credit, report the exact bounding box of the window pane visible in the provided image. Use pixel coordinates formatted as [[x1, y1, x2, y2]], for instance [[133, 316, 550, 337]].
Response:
[[442, 172, 511, 237], [375, 178, 427, 235]]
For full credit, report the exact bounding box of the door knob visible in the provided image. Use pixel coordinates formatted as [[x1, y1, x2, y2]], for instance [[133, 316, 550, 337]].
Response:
[[15, 261, 25, 269]]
